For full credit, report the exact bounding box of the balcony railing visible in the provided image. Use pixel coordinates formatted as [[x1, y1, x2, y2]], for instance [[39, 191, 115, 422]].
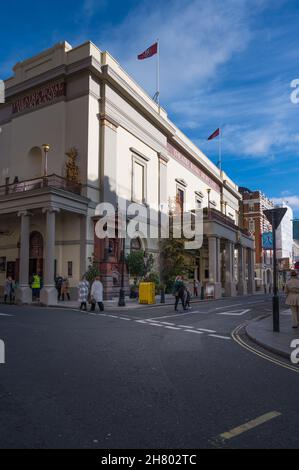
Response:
[[0, 174, 82, 197], [203, 207, 251, 236]]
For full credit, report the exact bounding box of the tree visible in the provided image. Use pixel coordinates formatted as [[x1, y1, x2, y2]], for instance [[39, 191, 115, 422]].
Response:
[[85, 255, 101, 284], [126, 250, 154, 283]]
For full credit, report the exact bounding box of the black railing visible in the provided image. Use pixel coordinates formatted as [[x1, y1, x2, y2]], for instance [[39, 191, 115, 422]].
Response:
[[203, 207, 251, 236], [0, 174, 81, 196]]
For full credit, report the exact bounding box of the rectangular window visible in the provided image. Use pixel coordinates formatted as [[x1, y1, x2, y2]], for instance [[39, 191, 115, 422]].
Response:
[[68, 261, 73, 278], [176, 187, 185, 212], [132, 158, 147, 204]]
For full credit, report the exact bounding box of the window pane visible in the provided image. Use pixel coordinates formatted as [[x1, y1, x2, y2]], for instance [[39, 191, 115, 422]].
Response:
[[134, 161, 144, 203]]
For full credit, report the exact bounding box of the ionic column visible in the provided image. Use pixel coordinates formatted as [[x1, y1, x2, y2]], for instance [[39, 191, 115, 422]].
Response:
[[247, 248, 256, 295], [40, 208, 59, 306], [16, 211, 32, 304], [225, 241, 237, 297], [208, 236, 222, 299], [237, 246, 247, 296]]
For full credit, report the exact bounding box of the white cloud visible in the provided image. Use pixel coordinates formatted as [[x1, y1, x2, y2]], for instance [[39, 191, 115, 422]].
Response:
[[273, 196, 299, 211], [98, 0, 265, 98]]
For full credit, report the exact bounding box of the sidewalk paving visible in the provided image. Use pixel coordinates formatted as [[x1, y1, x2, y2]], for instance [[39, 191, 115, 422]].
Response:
[[246, 310, 299, 359]]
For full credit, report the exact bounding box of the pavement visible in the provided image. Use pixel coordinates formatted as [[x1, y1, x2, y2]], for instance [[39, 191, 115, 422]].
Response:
[[1, 294, 299, 449], [246, 309, 299, 359]]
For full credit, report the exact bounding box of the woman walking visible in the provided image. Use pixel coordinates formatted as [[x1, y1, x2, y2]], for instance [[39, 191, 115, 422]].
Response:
[[90, 277, 104, 312], [78, 276, 90, 311], [61, 277, 71, 301], [285, 270, 299, 329]]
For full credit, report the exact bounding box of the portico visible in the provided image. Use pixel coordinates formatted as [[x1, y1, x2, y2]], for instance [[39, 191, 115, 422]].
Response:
[[0, 175, 91, 305]]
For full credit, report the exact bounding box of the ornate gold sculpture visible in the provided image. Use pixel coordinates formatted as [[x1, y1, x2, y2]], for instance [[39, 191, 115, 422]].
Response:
[[65, 148, 80, 183]]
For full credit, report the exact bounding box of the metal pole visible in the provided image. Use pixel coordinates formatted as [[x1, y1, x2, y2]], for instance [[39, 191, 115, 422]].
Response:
[[118, 236, 126, 307], [157, 39, 160, 109], [272, 215, 280, 332], [218, 127, 222, 173]]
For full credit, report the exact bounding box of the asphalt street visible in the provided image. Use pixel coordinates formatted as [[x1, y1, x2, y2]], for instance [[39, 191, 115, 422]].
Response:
[[0, 294, 298, 449]]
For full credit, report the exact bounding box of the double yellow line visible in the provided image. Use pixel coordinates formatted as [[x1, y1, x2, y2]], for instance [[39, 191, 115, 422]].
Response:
[[232, 323, 299, 374]]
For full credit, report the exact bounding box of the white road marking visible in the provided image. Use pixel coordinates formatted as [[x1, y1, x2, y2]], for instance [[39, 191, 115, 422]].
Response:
[[147, 323, 164, 327], [220, 411, 281, 440], [197, 328, 216, 333], [184, 330, 203, 334], [135, 320, 147, 324], [209, 334, 231, 341], [178, 325, 194, 328], [146, 310, 203, 321], [0, 313, 13, 317], [216, 304, 242, 310], [108, 315, 120, 319], [160, 322, 176, 326], [118, 317, 131, 321], [164, 326, 181, 331], [217, 309, 251, 316]]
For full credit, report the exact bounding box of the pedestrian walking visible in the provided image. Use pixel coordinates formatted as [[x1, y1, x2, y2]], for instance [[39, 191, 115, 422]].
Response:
[[55, 275, 63, 301], [4, 277, 14, 304], [61, 277, 71, 301], [173, 276, 186, 311], [285, 270, 299, 329], [185, 285, 192, 310], [90, 277, 104, 312], [78, 276, 90, 311]]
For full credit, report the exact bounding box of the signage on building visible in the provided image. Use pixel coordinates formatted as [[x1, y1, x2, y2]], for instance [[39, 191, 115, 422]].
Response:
[[12, 80, 66, 114], [167, 142, 221, 193], [262, 232, 273, 250]]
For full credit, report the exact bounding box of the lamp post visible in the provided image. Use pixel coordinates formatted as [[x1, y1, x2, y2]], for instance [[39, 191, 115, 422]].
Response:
[[207, 189, 211, 217], [118, 236, 126, 307], [42, 144, 50, 178], [264, 207, 288, 332]]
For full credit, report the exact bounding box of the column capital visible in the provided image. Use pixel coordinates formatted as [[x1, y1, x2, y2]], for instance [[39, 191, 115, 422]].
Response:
[[42, 207, 60, 215], [17, 210, 32, 218]]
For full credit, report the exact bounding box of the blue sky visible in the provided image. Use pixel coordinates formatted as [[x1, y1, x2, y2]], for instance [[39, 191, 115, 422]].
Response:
[[1, 0, 299, 215]]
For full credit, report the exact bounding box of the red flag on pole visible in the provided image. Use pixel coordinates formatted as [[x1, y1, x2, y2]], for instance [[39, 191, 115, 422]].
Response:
[[207, 128, 220, 141], [138, 43, 158, 60]]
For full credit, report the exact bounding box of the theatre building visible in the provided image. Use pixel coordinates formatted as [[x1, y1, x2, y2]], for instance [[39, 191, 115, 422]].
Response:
[[0, 41, 255, 304]]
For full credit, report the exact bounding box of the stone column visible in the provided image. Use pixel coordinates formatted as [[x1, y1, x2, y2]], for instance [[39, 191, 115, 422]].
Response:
[[40, 208, 59, 306], [237, 246, 247, 296], [225, 241, 237, 297], [208, 236, 222, 299], [16, 211, 32, 304], [247, 248, 256, 295]]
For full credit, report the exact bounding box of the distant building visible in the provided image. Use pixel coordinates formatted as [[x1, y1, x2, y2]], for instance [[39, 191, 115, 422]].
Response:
[[239, 188, 274, 291], [276, 203, 293, 272], [294, 219, 299, 240]]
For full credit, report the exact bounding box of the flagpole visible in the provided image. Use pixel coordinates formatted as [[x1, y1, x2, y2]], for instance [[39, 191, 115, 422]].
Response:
[[157, 38, 160, 109], [218, 126, 222, 173]]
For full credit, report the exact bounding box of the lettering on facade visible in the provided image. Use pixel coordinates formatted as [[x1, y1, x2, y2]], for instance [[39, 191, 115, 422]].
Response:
[[167, 143, 220, 193], [12, 80, 66, 114]]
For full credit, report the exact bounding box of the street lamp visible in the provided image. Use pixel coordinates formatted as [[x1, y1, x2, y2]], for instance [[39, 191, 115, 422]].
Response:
[[42, 144, 50, 177], [206, 189, 211, 216], [264, 207, 288, 332], [118, 236, 126, 307]]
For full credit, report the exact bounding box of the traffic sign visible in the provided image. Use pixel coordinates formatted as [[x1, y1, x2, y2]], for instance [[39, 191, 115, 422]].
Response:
[[264, 208, 288, 230]]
